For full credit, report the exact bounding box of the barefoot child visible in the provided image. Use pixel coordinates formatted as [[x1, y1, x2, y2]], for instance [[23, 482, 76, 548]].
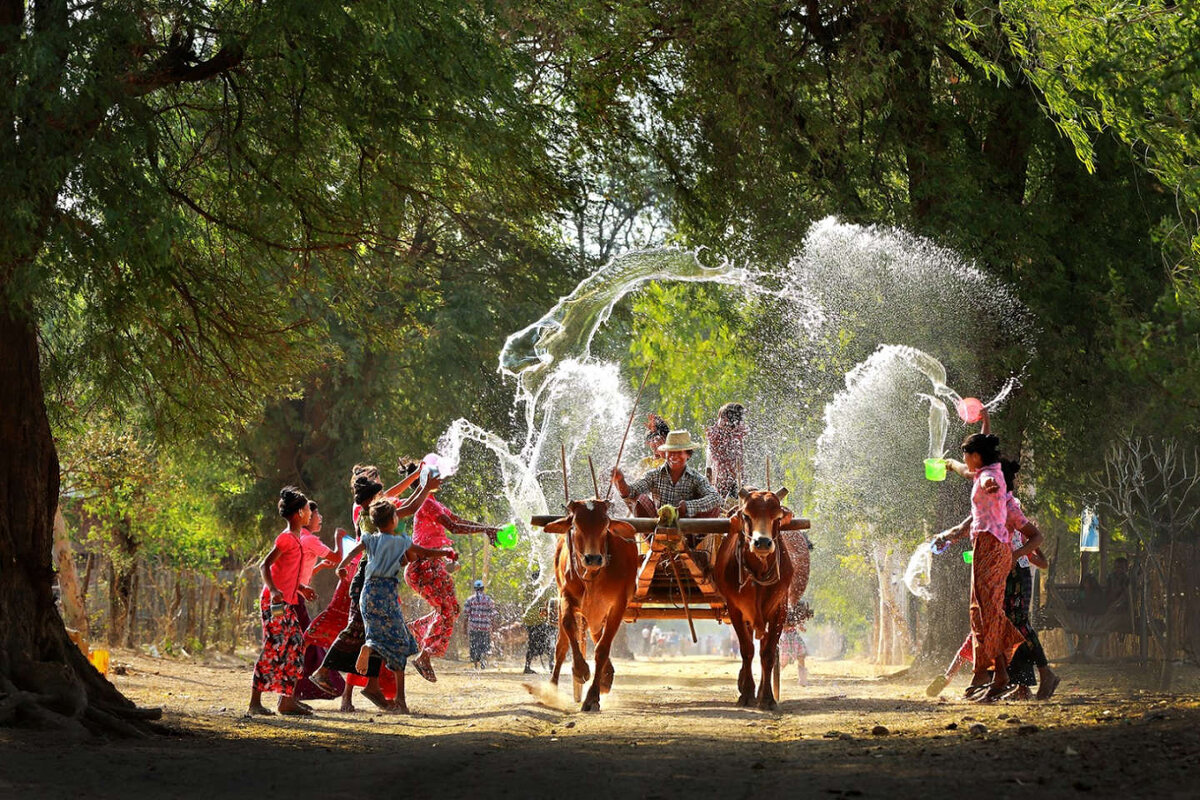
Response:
[[338, 499, 453, 713], [309, 463, 438, 709], [248, 487, 316, 716]]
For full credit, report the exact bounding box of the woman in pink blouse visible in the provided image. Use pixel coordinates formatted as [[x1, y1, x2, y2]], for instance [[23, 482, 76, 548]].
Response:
[[938, 428, 1025, 702]]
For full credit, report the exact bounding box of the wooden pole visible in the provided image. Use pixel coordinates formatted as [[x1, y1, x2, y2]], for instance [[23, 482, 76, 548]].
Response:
[[588, 456, 600, 497], [766, 455, 771, 492], [530, 515, 810, 533], [605, 363, 653, 501], [667, 555, 698, 643], [561, 442, 570, 506]]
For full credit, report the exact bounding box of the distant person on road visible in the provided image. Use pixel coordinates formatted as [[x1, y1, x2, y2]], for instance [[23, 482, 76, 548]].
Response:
[[522, 572, 557, 674], [463, 580, 499, 669]]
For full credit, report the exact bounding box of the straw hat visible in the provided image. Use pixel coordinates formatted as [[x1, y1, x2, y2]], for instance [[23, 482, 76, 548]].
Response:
[[656, 430, 701, 453]]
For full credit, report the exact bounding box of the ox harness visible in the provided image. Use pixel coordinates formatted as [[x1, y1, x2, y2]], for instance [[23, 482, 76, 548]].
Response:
[[735, 522, 782, 590]]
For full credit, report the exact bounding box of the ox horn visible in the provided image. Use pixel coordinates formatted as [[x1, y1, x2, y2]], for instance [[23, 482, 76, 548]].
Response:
[[738, 487, 752, 500], [775, 487, 789, 502]]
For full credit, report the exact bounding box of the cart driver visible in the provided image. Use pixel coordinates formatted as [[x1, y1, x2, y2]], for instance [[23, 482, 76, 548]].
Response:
[[611, 430, 721, 520]]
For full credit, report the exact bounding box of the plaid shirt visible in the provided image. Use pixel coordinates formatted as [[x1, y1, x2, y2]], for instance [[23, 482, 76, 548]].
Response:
[[624, 464, 720, 516], [462, 592, 498, 632]]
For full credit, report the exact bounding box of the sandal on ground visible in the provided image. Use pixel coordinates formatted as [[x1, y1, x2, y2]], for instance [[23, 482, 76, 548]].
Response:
[[1001, 684, 1032, 701], [926, 675, 950, 697], [412, 656, 437, 683], [278, 704, 312, 716], [307, 672, 339, 698], [962, 683, 990, 700], [973, 683, 1009, 704], [1036, 673, 1061, 701]]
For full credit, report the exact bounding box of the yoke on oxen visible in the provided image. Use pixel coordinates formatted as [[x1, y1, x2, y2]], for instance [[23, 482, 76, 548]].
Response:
[[529, 507, 810, 630]]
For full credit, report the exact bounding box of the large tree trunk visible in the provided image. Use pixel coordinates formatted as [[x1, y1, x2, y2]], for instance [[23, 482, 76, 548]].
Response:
[[0, 309, 155, 735]]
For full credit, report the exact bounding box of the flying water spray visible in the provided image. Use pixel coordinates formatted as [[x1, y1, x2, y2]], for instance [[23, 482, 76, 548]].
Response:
[[424, 218, 1034, 600]]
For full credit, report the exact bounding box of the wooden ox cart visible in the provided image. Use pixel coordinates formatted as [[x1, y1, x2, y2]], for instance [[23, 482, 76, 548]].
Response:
[[531, 502, 811, 710], [530, 514, 810, 626]]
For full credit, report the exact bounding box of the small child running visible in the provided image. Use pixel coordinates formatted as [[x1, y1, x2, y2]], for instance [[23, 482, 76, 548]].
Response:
[[337, 499, 453, 713]]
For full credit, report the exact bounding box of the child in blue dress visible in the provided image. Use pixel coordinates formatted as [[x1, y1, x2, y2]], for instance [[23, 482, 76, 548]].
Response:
[[337, 499, 453, 713]]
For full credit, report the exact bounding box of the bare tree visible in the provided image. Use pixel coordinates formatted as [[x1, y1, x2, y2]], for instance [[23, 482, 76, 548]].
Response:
[[1096, 436, 1200, 689]]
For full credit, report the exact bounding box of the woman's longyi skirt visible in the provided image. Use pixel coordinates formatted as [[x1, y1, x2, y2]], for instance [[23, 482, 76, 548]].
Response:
[[361, 576, 419, 672], [969, 530, 1025, 671], [320, 562, 385, 678]]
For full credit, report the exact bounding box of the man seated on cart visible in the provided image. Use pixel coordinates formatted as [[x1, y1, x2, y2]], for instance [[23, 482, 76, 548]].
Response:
[[611, 429, 721, 520]]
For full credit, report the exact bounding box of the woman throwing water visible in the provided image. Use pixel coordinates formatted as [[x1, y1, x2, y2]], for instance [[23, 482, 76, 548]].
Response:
[[935, 418, 1024, 702]]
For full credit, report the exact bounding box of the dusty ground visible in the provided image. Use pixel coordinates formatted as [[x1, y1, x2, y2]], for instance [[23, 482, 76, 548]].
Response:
[[1, 650, 1198, 799]]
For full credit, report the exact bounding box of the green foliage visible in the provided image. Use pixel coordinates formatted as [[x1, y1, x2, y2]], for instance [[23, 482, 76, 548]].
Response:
[[628, 282, 756, 430], [60, 414, 256, 572]]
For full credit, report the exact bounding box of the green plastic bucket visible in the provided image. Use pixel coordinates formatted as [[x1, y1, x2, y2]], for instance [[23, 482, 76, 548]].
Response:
[[924, 458, 947, 481]]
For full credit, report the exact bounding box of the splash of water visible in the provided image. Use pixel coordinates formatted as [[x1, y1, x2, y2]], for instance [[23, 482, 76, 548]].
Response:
[[894, 345, 1019, 459], [427, 218, 1034, 588]]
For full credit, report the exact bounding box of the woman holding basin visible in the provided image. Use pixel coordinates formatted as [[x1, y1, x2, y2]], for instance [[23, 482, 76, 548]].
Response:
[[933, 406, 1025, 702], [405, 455, 517, 683]]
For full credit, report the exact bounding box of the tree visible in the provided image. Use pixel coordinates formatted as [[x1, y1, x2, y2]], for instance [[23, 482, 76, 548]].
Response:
[[1, 0, 572, 733], [1097, 436, 1200, 689]]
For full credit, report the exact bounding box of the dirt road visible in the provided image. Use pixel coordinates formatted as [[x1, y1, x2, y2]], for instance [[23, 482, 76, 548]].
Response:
[[1, 652, 1197, 799]]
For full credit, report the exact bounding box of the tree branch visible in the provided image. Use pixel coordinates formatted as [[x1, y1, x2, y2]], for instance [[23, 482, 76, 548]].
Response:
[[123, 41, 245, 97]]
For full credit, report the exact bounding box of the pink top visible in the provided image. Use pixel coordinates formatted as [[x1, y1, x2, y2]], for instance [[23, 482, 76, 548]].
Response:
[[266, 531, 305, 604], [298, 531, 334, 586], [414, 496, 454, 549], [970, 463, 1009, 543]]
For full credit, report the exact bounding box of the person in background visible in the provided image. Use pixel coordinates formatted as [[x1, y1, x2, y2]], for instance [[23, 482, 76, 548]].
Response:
[[1106, 557, 1131, 610], [521, 571, 557, 674], [247, 487, 315, 716], [779, 618, 808, 686], [636, 414, 670, 478], [463, 579, 499, 669], [706, 402, 748, 502]]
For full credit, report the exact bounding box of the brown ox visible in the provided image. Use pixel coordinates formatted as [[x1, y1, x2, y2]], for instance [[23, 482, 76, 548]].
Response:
[[544, 499, 638, 711], [713, 488, 795, 709]]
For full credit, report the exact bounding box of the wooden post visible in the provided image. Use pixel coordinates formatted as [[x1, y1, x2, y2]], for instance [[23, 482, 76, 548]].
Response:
[[561, 442, 570, 505], [1098, 520, 1107, 583], [483, 534, 492, 586], [588, 456, 600, 497]]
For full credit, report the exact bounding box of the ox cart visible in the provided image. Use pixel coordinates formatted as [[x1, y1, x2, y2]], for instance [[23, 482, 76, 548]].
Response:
[[530, 514, 810, 625], [530, 507, 812, 709]]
